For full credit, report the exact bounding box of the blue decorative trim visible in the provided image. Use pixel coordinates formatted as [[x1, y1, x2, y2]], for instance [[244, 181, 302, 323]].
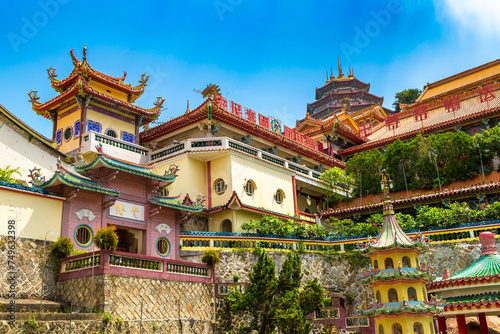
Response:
[[87, 120, 102, 133], [74, 223, 94, 248], [89, 105, 135, 124], [56, 128, 62, 146], [156, 237, 171, 257], [121, 131, 135, 143], [57, 106, 79, 120], [0, 180, 60, 196], [74, 120, 81, 138]]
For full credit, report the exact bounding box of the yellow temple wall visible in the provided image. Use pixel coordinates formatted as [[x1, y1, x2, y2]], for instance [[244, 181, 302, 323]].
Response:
[[0, 188, 62, 241], [86, 107, 135, 138], [233, 210, 262, 232], [371, 252, 420, 270], [230, 155, 294, 217], [297, 193, 318, 214], [90, 81, 129, 102], [376, 316, 434, 334], [56, 104, 81, 153], [374, 281, 427, 303], [207, 210, 234, 232], [210, 155, 233, 208]]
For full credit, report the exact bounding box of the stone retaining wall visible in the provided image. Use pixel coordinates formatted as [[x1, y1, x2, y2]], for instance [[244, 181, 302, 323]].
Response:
[[57, 274, 214, 332], [0, 236, 56, 300]]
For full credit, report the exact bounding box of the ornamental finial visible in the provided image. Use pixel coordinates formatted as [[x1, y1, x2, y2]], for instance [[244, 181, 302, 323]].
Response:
[[83, 45, 87, 62], [480, 232, 499, 255], [28, 166, 45, 185], [139, 72, 149, 85], [28, 89, 40, 102]]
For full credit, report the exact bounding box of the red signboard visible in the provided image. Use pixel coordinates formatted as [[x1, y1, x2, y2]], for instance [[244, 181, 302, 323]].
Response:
[[358, 120, 372, 137], [444, 95, 461, 116], [305, 136, 315, 149], [215, 95, 227, 110], [231, 101, 242, 117], [284, 126, 293, 139], [258, 114, 270, 129], [477, 84, 496, 109], [413, 104, 428, 127], [245, 107, 256, 123]]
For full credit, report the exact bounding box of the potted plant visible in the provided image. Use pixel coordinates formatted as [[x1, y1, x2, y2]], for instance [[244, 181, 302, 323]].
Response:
[[93, 225, 118, 250], [233, 274, 239, 283], [201, 248, 220, 267]]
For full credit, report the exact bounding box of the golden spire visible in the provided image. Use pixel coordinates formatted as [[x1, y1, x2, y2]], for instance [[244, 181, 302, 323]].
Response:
[[348, 64, 354, 78], [326, 70, 329, 84], [337, 56, 344, 79], [330, 66, 335, 81]]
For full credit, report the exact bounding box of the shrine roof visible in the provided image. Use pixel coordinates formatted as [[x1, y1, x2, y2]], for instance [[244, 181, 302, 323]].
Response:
[[418, 59, 500, 102], [315, 77, 371, 99], [29, 78, 163, 123], [301, 115, 367, 144], [357, 266, 437, 285], [48, 47, 148, 99], [75, 146, 177, 183], [361, 300, 442, 317], [140, 99, 345, 168], [32, 164, 120, 196], [308, 89, 383, 109], [149, 195, 204, 213], [339, 85, 500, 156]]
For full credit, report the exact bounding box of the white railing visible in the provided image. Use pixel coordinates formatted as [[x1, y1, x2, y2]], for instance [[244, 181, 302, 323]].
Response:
[[81, 131, 150, 165], [150, 137, 324, 180]]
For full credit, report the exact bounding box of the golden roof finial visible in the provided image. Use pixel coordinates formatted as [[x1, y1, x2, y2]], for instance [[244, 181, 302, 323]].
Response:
[[326, 70, 329, 83], [337, 56, 344, 79], [83, 45, 87, 62], [330, 66, 334, 81], [348, 64, 354, 78]]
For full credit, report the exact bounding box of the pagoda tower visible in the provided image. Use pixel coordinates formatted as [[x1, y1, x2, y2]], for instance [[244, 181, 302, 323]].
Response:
[[28, 46, 164, 156], [306, 57, 388, 120], [357, 170, 443, 334]]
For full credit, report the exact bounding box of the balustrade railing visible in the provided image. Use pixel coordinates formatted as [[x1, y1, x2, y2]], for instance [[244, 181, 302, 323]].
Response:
[[215, 283, 247, 297], [59, 250, 212, 283]]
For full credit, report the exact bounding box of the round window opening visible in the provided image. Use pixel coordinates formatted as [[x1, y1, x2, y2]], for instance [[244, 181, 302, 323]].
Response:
[[106, 129, 117, 138], [214, 178, 227, 195], [274, 190, 284, 204], [245, 180, 255, 196], [156, 237, 170, 257], [64, 127, 73, 141], [75, 225, 93, 247]]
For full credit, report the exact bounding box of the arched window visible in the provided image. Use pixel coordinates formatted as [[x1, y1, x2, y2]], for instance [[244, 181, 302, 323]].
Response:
[[304, 208, 311, 214], [373, 259, 379, 269], [392, 323, 402, 334], [156, 237, 170, 257], [379, 324, 384, 334], [385, 257, 394, 269], [244, 180, 256, 196], [105, 129, 117, 138], [214, 178, 227, 195], [274, 189, 285, 204], [376, 290, 381, 303], [407, 287, 417, 301], [413, 322, 424, 334], [388, 288, 398, 303], [402, 256, 411, 267], [221, 219, 232, 233], [74, 224, 93, 247]]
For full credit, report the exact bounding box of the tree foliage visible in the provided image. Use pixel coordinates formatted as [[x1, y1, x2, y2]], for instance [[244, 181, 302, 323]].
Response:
[[345, 149, 383, 197], [320, 167, 353, 204], [225, 250, 325, 334], [241, 216, 327, 240], [0, 165, 22, 184], [392, 88, 422, 113]]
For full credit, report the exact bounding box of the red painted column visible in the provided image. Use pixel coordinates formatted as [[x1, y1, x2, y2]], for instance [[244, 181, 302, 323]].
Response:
[[478, 313, 488, 334], [207, 161, 212, 209], [291, 176, 298, 215], [437, 316, 447, 333], [457, 314, 467, 334]]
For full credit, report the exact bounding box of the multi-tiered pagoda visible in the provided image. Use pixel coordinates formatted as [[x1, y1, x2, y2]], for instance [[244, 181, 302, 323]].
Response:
[[357, 171, 442, 334], [306, 58, 388, 120]]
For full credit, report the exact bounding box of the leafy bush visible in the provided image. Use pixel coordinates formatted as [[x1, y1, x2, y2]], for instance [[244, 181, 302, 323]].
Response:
[[242, 216, 328, 240], [102, 312, 112, 325], [51, 237, 74, 259], [201, 248, 220, 266], [94, 225, 118, 250]]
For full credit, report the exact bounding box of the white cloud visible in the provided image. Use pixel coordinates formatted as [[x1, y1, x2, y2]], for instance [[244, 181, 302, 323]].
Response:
[[435, 0, 500, 39]]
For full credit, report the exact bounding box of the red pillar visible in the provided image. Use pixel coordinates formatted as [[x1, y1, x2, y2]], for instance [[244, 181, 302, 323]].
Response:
[[457, 314, 467, 334], [478, 313, 488, 334], [437, 316, 447, 333]]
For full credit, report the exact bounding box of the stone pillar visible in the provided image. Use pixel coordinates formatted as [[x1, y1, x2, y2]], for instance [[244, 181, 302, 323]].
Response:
[[457, 314, 467, 334], [437, 316, 447, 333], [478, 313, 488, 334]]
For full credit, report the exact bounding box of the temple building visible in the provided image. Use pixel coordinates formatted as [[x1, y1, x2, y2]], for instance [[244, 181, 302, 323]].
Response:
[[358, 171, 442, 334], [428, 231, 500, 334]]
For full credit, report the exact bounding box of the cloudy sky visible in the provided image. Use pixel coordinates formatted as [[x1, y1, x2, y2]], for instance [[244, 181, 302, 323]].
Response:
[[0, 0, 499, 137]]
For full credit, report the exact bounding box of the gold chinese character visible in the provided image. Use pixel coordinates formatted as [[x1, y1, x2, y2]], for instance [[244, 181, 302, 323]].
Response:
[[115, 203, 125, 215], [131, 206, 139, 219]]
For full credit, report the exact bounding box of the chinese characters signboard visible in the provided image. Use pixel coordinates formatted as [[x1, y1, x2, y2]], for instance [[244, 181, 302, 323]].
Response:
[[108, 199, 145, 223]]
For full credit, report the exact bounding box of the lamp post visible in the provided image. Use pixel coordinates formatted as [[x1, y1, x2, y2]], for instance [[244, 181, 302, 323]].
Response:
[[40, 230, 53, 312], [380, 169, 394, 204]]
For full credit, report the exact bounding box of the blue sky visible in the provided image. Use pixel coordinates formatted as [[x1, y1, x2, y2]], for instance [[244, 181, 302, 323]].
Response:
[[1, 0, 499, 138]]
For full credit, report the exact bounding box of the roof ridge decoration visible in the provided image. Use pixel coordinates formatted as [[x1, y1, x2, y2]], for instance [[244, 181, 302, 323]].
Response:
[[75, 144, 177, 183], [149, 193, 205, 213], [31, 47, 162, 124]]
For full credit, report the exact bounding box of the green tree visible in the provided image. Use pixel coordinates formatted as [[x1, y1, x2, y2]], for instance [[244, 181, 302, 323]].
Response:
[[226, 250, 324, 334], [320, 167, 354, 204], [345, 149, 383, 197], [0, 165, 22, 184], [392, 88, 422, 113]]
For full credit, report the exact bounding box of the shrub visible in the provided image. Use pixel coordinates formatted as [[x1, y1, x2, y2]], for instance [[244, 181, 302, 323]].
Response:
[[94, 225, 118, 250], [201, 248, 221, 266], [102, 312, 112, 325], [50, 237, 74, 260]]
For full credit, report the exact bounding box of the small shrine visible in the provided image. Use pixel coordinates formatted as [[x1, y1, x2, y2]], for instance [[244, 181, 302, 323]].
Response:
[[428, 231, 500, 334], [357, 170, 443, 334]]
